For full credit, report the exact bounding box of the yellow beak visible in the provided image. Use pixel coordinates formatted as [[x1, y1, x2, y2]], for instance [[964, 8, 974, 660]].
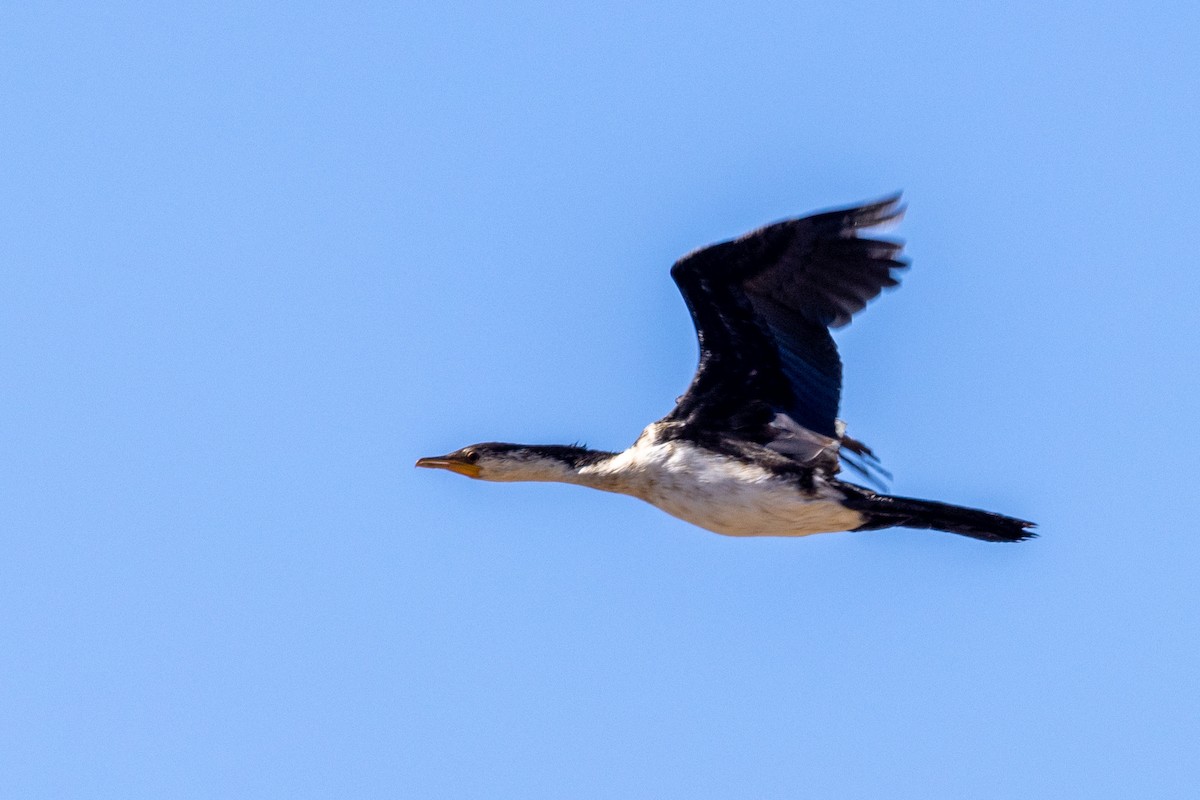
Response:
[[415, 456, 482, 479]]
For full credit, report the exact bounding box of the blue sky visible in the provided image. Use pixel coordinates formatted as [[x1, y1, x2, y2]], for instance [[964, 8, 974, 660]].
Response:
[[3, 2, 1198, 797]]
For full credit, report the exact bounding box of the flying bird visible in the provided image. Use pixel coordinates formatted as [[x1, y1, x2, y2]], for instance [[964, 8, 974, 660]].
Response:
[[417, 196, 1035, 542]]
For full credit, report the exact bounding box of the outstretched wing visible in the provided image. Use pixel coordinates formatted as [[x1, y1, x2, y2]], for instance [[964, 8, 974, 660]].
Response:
[[664, 195, 907, 466]]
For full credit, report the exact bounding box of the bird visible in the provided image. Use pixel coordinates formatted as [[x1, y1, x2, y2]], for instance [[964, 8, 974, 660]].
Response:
[[417, 195, 1035, 542]]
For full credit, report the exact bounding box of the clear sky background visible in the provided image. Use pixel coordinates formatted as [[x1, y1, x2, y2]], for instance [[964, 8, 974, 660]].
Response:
[[4, 2, 1198, 797]]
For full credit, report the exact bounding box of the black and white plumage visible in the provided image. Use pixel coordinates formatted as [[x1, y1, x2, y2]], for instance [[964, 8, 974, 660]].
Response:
[[417, 196, 1035, 542]]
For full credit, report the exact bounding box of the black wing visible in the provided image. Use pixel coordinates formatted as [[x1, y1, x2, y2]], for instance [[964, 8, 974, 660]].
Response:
[[664, 195, 907, 462]]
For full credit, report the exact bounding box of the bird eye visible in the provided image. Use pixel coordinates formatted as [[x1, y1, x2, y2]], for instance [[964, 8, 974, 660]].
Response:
[[464, 450, 480, 463]]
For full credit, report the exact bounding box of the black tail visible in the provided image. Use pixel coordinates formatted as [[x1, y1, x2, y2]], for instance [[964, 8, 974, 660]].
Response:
[[843, 490, 1036, 543]]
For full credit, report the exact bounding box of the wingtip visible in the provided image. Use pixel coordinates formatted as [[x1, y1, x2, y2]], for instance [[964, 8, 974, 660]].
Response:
[[855, 192, 906, 227]]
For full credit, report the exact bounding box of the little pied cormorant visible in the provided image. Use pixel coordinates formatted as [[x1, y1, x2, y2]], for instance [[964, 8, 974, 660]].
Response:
[[417, 195, 1035, 542]]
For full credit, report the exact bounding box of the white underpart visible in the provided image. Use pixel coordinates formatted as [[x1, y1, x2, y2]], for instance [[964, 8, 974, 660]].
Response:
[[575, 425, 865, 537]]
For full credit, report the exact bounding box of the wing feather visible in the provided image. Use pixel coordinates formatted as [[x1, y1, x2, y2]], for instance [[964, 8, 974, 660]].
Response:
[[665, 194, 908, 460]]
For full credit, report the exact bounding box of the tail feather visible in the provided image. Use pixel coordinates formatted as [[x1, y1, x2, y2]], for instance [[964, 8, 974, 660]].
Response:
[[844, 491, 1036, 543]]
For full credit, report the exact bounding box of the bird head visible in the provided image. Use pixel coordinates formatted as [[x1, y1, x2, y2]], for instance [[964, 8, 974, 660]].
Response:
[[416, 443, 595, 483]]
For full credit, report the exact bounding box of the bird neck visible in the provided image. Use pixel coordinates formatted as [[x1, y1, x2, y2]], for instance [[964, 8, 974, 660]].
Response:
[[497, 445, 621, 487]]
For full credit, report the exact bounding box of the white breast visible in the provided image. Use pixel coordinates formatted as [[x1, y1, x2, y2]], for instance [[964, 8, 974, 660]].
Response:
[[579, 434, 865, 538]]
